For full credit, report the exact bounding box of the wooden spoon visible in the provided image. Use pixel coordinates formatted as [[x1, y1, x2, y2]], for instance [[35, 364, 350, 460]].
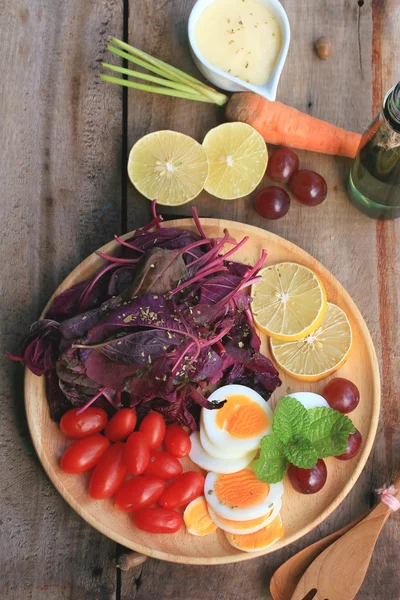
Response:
[[269, 510, 371, 600], [291, 474, 400, 600]]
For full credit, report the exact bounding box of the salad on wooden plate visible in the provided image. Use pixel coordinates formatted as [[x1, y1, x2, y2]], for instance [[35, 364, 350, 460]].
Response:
[[11, 207, 379, 562]]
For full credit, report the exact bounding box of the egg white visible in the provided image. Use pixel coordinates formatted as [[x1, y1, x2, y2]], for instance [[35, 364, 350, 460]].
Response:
[[287, 391, 329, 410], [199, 422, 253, 459], [189, 432, 256, 474], [202, 384, 273, 453], [224, 514, 284, 552], [204, 470, 284, 521], [208, 500, 282, 534]]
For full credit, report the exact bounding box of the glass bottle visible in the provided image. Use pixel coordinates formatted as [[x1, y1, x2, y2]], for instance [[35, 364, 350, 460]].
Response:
[[348, 82, 400, 219]]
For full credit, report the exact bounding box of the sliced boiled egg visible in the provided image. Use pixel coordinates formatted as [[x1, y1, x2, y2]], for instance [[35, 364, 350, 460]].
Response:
[[199, 425, 251, 459], [183, 496, 218, 536], [224, 514, 284, 552], [189, 432, 256, 474], [205, 468, 284, 521], [287, 391, 329, 409], [208, 500, 281, 535], [202, 384, 273, 454]]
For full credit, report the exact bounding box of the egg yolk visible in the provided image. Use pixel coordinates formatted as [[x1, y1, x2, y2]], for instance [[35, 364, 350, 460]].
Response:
[[184, 497, 218, 536], [215, 395, 269, 438], [214, 469, 270, 508], [210, 509, 273, 531], [226, 515, 284, 550]]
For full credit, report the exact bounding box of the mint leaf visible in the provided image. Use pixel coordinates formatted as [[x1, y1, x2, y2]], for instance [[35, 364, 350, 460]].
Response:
[[254, 434, 288, 483], [308, 407, 356, 458], [283, 437, 318, 468], [273, 396, 311, 444]]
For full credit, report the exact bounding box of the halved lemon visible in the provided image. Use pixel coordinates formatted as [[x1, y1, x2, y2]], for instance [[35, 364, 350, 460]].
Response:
[[251, 263, 327, 341], [127, 130, 209, 206], [270, 302, 352, 382], [202, 123, 268, 199]]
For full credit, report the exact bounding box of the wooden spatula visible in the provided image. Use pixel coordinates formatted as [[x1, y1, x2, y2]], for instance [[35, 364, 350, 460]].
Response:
[[269, 510, 371, 600], [291, 474, 400, 600]]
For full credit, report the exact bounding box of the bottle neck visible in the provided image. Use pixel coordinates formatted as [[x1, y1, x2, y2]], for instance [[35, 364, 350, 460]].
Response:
[[384, 82, 400, 133]]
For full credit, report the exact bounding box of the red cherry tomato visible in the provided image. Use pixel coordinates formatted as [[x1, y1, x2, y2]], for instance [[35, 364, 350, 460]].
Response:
[[158, 471, 205, 509], [144, 451, 183, 480], [139, 412, 166, 449], [124, 432, 150, 475], [60, 435, 110, 474], [114, 476, 166, 512], [60, 407, 108, 439], [133, 507, 182, 533], [164, 424, 191, 458], [104, 408, 137, 442], [89, 442, 127, 499]]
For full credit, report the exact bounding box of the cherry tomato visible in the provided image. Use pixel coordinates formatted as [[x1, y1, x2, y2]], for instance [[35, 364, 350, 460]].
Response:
[[288, 459, 327, 494], [60, 435, 110, 474], [158, 471, 205, 509], [145, 451, 183, 480], [104, 408, 137, 442], [335, 429, 362, 460], [133, 507, 182, 533], [255, 186, 291, 220], [267, 148, 299, 183], [139, 412, 166, 449], [60, 407, 108, 439], [322, 378, 360, 414], [114, 476, 166, 512], [289, 170, 327, 206], [89, 442, 127, 499], [124, 432, 150, 475], [164, 424, 191, 458]]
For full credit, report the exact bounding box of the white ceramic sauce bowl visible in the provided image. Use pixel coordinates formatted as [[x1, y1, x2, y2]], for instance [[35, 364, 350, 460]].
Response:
[[188, 0, 290, 101]]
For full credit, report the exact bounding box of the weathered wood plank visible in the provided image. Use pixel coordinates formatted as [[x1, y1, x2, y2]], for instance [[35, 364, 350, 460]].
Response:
[[124, 0, 399, 599], [0, 1, 123, 598]]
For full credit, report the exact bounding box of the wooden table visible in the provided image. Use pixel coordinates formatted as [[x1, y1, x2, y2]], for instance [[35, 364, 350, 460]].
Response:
[[1, 1, 399, 598]]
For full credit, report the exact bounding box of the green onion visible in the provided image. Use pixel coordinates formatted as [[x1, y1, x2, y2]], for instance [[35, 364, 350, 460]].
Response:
[[101, 37, 228, 106]]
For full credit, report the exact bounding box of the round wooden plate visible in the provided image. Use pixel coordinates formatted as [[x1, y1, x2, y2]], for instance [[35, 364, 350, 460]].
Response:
[[25, 219, 380, 564]]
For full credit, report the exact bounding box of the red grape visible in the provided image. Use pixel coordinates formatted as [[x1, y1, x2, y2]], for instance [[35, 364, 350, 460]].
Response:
[[322, 378, 360, 414], [289, 169, 327, 206], [267, 148, 299, 183], [335, 429, 362, 460], [288, 459, 327, 494], [255, 186, 290, 219]]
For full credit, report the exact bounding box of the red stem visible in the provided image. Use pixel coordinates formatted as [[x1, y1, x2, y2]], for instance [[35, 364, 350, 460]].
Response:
[[96, 251, 140, 265], [114, 235, 145, 253], [168, 265, 228, 296], [192, 207, 208, 240], [151, 199, 162, 228], [76, 387, 107, 415], [205, 236, 249, 271], [171, 341, 195, 376], [78, 263, 117, 312]]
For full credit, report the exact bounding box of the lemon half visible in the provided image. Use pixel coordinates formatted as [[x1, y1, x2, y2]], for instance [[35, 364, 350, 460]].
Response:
[[128, 130, 208, 206], [270, 302, 352, 382], [202, 123, 268, 200], [251, 263, 327, 341]]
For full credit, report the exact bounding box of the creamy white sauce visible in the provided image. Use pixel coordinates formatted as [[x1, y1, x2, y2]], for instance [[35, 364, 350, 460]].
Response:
[[196, 0, 281, 86]]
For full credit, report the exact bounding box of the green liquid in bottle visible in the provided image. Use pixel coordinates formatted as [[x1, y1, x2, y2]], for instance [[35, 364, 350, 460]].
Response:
[[348, 83, 400, 220]]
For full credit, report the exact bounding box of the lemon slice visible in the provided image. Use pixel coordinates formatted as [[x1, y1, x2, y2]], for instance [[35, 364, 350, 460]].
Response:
[[270, 302, 352, 382], [127, 130, 209, 206], [251, 263, 327, 341], [202, 123, 268, 199]]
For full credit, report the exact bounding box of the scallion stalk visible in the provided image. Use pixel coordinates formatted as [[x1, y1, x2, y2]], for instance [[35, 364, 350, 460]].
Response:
[[101, 37, 228, 106]]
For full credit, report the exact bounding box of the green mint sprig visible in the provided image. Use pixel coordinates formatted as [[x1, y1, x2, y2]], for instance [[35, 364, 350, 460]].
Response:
[[254, 396, 356, 484]]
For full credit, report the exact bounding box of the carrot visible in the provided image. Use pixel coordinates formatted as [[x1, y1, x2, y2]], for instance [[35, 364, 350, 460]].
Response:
[[225, 93, 361, 158]]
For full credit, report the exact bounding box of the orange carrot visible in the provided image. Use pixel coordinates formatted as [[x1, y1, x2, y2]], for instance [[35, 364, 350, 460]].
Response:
[[225, 93, 361, 158]]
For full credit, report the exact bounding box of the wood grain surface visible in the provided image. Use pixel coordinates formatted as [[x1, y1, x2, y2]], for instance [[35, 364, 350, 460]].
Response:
[[1, 0, 399, 598]]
